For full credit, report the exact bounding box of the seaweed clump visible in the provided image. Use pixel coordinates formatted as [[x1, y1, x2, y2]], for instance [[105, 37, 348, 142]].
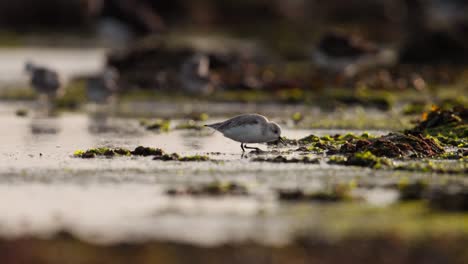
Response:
[[329, 151, 391, 169], [73, 147, 132, 158], [276, 133, 374, 154], [153, 153, 210, 161], [413, 106, 466, 134], [277, 185, 354, 202], [131, 146, 164, 156], [153, 153, 180, 161], [74, 146, 161, 158], [325, 107, 467, 159], [74, 146, 210, 161], [409, 106, 467, 148], [252, 155, 319, 164], [175, 120, 205, 130], [339, 133, 444, 158], [166, 182, 248, 196], [178, 155, 210, 161], [139, 119, 171, 132]]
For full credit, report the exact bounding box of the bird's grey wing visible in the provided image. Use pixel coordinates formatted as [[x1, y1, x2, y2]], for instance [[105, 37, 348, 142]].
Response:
[[31, 68, 46, 87], [210, 114, 267, 131], [46, 71, 61, 90], [33, 68, 60, 90]]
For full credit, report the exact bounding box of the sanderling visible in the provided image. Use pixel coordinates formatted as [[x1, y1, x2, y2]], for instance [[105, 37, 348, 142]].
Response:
[[179, 53, 214, 95], [312, 31, 396, 77], [205, 114, 283, 152], [25, 61, 62, 99], [86, 67, 119, 104]]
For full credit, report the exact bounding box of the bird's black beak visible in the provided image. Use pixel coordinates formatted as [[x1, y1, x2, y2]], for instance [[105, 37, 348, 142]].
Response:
[[278, 137, 285, 144]]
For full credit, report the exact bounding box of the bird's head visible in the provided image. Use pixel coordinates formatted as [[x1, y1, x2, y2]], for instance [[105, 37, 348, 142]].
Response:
[[24, 61, 35, 73], [266, 122, 282, 142]]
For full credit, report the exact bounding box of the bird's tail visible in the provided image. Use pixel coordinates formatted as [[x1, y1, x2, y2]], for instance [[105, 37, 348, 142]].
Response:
[[204, 122, 222, 129]]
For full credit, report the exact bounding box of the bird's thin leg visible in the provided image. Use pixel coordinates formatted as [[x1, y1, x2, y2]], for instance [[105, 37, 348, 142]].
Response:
[[244, 144, 262, 152], [241, 143, 245, 152]]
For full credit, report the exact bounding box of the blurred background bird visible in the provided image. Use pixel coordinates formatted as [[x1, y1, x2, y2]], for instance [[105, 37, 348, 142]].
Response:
[[86, 67, 120, 104], [24, 61, 63, 115], [179, 53, 215, 95], [312, 31, 397, 77], [85, 67, 120, 133]]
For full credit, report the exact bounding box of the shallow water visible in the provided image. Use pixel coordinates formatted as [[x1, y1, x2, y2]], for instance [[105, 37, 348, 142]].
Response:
[[0, 103, 463, 246]]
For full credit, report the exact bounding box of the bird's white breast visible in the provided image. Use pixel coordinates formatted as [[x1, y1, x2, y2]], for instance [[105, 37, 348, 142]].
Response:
[[222, 124, 265, 143]]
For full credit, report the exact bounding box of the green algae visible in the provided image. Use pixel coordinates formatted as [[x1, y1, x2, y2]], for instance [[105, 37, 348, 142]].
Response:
[[252, 155, 319, 164], [328, 155, 347, 164], [153, 153, 180, 161], [167, 181, 248, 196], [73, 147, 132, 158], [298, 134, 320, 144], [131, 146, 164, 156], [296, 133, 375, 146], [347, 151, 392, 168], [410, 106, 467, 148], [402, 102, 429, 115], [74, 146, 210, 161], [436, 150, 467, 160], [277, 184, 354, 202], [175, 120, 205, 130], [430, 127, 467, 148], [140, 119, 171, 132], [333, 132, 444, 158], [153, 153, 210, 162], [280, 132, 377, 154], [74, 146, 162, 158], [291, 112, 303, 125], [328, 151, 391, 169], [177, 155, 210, 162]]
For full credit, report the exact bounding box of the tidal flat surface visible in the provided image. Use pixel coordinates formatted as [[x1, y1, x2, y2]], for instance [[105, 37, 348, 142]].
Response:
[[0, 102, 466, 248]]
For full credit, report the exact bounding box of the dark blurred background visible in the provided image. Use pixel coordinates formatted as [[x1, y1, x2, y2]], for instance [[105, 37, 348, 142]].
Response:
[[2, 0, 468, 97], [1, 0, 468, 62]]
